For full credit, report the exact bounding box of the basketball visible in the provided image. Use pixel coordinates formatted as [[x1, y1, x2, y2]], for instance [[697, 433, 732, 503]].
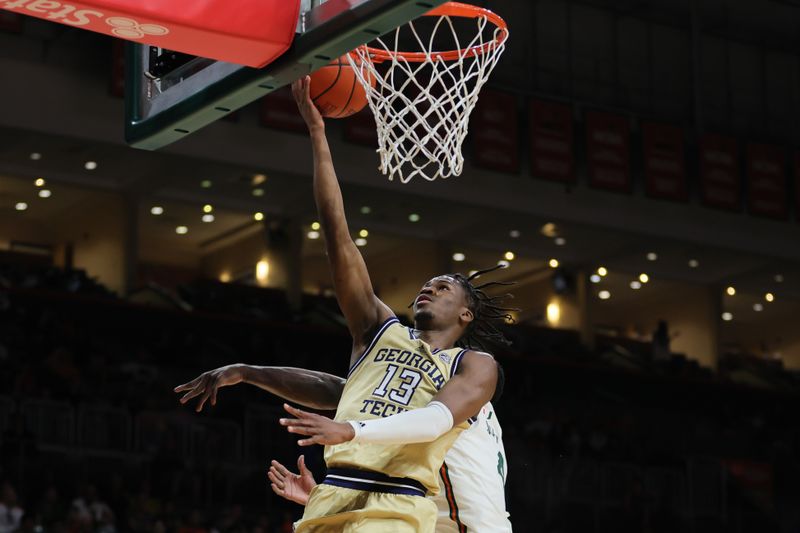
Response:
[[310, 56, 375, 119]]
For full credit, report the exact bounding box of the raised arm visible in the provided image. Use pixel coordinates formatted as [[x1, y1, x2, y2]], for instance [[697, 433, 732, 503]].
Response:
[[292, 77, 394, 351], [174, 364, 346, 412]]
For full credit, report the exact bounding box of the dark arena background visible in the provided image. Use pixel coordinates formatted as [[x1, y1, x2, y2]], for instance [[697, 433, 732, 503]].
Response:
[[2, 0, 800, 532]]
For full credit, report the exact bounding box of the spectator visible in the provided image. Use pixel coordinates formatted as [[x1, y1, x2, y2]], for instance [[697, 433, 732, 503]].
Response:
[[0, 483, 23, 533], [37, 484, 66, 528], [651, 320, 671, 363], [177, 509, 208, 533]]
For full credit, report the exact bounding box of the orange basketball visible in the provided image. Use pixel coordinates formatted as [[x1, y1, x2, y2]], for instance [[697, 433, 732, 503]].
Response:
[[310, 56, 375, 119]]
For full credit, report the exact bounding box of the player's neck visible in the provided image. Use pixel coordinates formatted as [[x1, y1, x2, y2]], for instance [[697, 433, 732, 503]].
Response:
[[413, 327, 460, 352]]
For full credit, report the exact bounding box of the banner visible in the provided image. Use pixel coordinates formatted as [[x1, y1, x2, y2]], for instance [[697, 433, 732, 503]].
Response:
[[1, 0, 299, 68], [259, 87, 307, 133], [700, 134, 741, 211], [470, 89, 519, 173], [746, 143, 787, 219], [586, 111, 631, 192], [642, 121, 687, 201], [529, 99, 574, 182]]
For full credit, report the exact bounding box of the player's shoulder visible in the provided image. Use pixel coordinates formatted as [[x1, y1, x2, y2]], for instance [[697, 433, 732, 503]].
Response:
[[463, 349, 495, 359], [461, 349, 497, 364], [454, 350, 499, 377]]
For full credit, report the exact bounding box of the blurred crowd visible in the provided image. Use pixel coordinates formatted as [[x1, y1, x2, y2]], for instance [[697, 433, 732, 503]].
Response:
[[0, 261, 799, 532]]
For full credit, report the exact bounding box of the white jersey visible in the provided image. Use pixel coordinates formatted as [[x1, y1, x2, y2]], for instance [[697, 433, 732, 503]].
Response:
[[432, 402, 512, 533]]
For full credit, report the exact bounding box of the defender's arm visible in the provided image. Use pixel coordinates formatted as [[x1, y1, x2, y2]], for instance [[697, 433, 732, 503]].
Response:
[[175, 364, 345, 411]]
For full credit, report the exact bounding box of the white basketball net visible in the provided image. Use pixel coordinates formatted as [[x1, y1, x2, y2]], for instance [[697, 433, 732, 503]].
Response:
[[347, 8, 507, 183]]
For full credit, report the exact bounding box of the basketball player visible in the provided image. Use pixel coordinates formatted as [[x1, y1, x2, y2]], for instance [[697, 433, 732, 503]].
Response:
[[174, 364, 512, 532], [272, 75, 515, 532]]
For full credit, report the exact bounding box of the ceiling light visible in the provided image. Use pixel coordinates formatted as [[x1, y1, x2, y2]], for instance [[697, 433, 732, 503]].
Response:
[[29, 152, 41, 160], [630, 280, 642, 290], [84, 161, 97, 170], [175, 226, 188, 235], [34, 178, 45, 187], [311, 221, 321, 230], [38, 189, 51, 198], [359, 229, 369, 238], [253, 212, 264, 221], [597, 266, 608, 277], [721, 312, 733, 321], [202, 214, 215, 223], [201, 179, 212, 188], [646, 252, 657, 261], [540, 223, 558, 238], [203, 204, 213, 213], [150, 206, 164, 215], [251, 173, 267, 186], [509, 230, 521, 238], [307, 231, 320, 240], [15, 202, 27, 211], [504, 251, 515, 261], [753, 303, 764, 312], [774, 274, 784, 283], [256, 260, 270, 286], [554, 237, 566, 246], [355, 238, 367, 247], [639, 273, 649, 283], [688, 259, 699, 268], [546, 302, 560, 326], [409, 213, 421, 222], [252, 188, 265, 197], [360, 206, 372, 215], [590, 274, 601, 283], [598, 290, 611, 300], [765, 292, 775, 302], [726, 286, 736, 296], [548, 259, 559, 268], [452, 253, 466, 262], [497, 260, 510, 268], [219, 271, 231, 283]]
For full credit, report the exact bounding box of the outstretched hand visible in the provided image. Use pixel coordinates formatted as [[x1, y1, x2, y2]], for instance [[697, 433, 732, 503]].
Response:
[[280, 403, 355, 446], [173, 364, 245, 412], [291, 76, 325, 132], [268, 455, 317, 506]]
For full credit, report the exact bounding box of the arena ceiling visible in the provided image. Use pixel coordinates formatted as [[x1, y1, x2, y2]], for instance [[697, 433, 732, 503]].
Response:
[[2, 125, 799, 324]]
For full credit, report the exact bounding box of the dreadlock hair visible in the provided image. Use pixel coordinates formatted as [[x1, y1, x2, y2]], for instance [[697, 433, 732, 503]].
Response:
[[449, 264, 520, 351]]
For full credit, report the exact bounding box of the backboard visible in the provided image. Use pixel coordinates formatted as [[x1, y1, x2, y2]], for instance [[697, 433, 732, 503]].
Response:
[[125, 0, 448, 150]]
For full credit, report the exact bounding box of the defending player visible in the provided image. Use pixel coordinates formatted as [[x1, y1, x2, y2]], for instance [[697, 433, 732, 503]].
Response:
[[274, 75, 516, 532], [174, 365, 513, 532]]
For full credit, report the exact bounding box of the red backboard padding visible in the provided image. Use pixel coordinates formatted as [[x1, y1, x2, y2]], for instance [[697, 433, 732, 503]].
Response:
[[2, 0, 301, 67]]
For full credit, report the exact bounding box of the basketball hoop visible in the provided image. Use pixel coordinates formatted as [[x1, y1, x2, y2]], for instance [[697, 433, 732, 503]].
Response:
[[347, 2, 508, 183]]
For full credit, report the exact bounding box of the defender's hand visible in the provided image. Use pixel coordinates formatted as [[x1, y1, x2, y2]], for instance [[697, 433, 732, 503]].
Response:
[[268, 455, 317, 506], [291, 76, 325, 132], [280, 403, 355, 446], [173, 364, 245, 412]]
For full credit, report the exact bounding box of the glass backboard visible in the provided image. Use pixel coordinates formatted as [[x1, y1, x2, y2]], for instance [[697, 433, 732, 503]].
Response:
[[125, 0, 447, 150]]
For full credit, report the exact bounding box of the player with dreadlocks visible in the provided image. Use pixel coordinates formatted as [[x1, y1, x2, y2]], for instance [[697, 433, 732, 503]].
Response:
[[235, 76, 518, 533], [440, 264, 518, 351], [175, 264, 518, 532]]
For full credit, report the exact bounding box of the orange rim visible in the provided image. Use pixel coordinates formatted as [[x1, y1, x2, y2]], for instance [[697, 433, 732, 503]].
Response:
[[360, 2, 508, 63]]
